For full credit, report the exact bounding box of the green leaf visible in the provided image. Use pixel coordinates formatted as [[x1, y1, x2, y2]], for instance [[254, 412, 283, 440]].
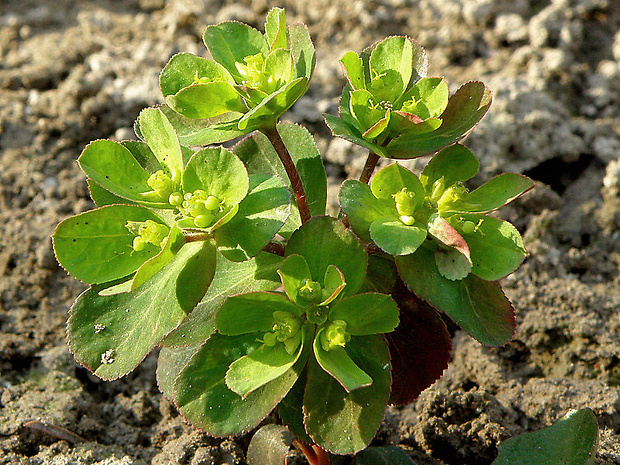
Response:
[[387, 81, 492, 159], [278, 254, 312, 305], [183, 147, 249, 208], [313, 331, 373, 392], [370, 36, 427, 91], [237, 77, 309, 131], [303, 335, 391, 454], [492, 408, 599, 465], [53, 205, 166, 284], [159, 52, 235, 97], [78, 140, 165, 207], [465, 173, 534, 213], [396, 247, 515, 346], [287, 23, 315, 81], [358, 253, 398, 295], [420, 144, 480, 193], [203, 21, 269, 81], [356, 446, 416, 465], [67, 241, 216, 380], [369, 36, 414, 102], [371, 162, 425, 201], [174, 333, 300, 436], [278, 371, 312, 443], [166, 82, 246, 119], [157, 104, 248, 146], [286, 216, 368, 296], [398, 77, 449, 119], [328, 293, 399, 335], [156, 344, 201, 400], [226, 324, 311, 397], [87, 180, 136, 207], [160, 251, 282, 347], [215, 173, 291, 262], [339, 180, 393, 242], [265, 7, 287, 50], [121, 140, 164, 172], [454, 213, 527, 281], [324, 113, 387, 158], [370, 218, 427, 256], [138, 108, 184, 180], [217, 292, 301, 336], [247, 424, 295, 465], [233, 122, 327, 233], [340, 51, 366, 90], [131, 224, 184, 290]]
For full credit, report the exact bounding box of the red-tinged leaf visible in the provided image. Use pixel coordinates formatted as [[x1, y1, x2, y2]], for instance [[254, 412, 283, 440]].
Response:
[[428, 214, 472, 280], [387, 81, 492, 159], [387, 283, 452, 405]]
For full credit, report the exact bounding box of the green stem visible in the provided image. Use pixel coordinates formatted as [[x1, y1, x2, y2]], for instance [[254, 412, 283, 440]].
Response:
[[359, 150, 380, 184], [263, 126, 312, 224]]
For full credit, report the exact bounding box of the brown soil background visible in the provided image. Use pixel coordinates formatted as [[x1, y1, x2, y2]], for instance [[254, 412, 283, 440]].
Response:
[[1, 0, 619, 463]]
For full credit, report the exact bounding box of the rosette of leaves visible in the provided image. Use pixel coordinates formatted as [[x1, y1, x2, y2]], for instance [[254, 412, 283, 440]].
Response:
[[157, 7, 315, 145], [325, 36, 492, 159], [340, 144, 534, 346], [164, 217, 399, 455], [52, 107, 291, 381]]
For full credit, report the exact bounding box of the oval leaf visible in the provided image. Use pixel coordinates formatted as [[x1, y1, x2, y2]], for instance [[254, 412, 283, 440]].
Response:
[[396, 246, 515, 346], [53, 205, 166, 284], [303, 335, 391, 454], [247, 424, 295, 465], [493, 408, 599, 465], [67, 241, 216, 380], [174, 333, 300, 437]]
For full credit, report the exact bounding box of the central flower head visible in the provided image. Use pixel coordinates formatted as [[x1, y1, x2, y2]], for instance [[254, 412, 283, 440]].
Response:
[[263, 310, 302, 354], [320, 320, 351, 351]]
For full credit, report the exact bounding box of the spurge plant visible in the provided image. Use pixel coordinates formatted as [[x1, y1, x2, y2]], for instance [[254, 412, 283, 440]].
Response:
[[51, 7, 562, 464]]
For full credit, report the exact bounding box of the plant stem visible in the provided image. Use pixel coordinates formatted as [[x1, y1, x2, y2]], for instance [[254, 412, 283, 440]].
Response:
[[262, 241, 285, 256], [183, 232, 211, 243], [263, 126, 312, 224], [359, 150, 380, 184], [313, 445, 331, 465], [293, 440, 331, 465]]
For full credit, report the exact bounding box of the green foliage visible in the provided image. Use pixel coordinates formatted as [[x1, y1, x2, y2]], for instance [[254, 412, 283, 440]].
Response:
[[492, 409, 599, 465], [51, 7, 558, 463]]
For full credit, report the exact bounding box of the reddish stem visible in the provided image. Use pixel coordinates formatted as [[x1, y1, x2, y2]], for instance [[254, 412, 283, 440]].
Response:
[[359, 150, 380, 184], [262, 241, 285, 256], [263, 126, 312, 224], [313, 445, 331, 465]]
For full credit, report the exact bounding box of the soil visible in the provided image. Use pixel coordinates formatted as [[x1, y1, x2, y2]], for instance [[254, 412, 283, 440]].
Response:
[[1, 0, 619, 464]]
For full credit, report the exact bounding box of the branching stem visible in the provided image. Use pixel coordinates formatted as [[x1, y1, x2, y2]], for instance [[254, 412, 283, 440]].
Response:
[[359, 150, 380, 184], [263, 126, 312, 224]]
